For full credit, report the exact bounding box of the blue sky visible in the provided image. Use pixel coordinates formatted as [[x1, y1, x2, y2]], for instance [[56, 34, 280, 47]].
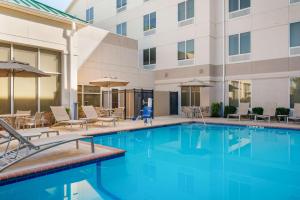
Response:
[[38, 0, 72, 11]]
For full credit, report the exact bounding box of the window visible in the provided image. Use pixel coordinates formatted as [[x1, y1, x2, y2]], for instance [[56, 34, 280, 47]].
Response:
[[229, 32, 251, 56], [178, 0, 194, 22], [290, 0, 300, 4], [0, 43, 61, 114], [40, 50, 61, 112], [86, 7, 94, 23], [181, 86, 200, 106], [78, 85, 101, 107], [144, 12, 156, 32], [117, 0, 127, 9], [229, 80, 251, 107], [0, 43, 11, 114], [290, 22, 300, 47], [229, 0, 250, 12], [143, 48, 156, 65], [290, 77, 300, 108], [116, 22, 127, 36], [178, 39, 194, 60]]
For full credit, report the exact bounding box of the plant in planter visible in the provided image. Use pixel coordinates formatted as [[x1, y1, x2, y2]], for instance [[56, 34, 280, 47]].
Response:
[[65, 108, 71, 117], [224, 105, 237, 118], [252, 107, 264, 115], [275, 107, 290, 116], [211, 102, 221, 117]]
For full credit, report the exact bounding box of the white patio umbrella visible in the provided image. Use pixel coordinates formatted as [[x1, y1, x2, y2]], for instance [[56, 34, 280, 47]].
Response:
[[90, 76, 129, 109], [179, 79, 214, 88]]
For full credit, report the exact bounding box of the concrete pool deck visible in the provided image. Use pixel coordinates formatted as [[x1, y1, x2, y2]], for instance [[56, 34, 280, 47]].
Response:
[[0, 116, 299, 183]]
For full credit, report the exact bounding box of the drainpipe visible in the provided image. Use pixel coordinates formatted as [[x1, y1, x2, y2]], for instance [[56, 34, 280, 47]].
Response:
[[222, 0, 226, 117], [67, 22, 78, 119]]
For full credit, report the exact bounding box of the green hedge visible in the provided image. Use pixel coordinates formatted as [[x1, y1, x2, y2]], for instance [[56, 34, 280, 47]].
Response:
[[211, 102, 221, 117], [224, 106, 237, 118], [252, 107, 264, 115], [275, 107, 290, 116]]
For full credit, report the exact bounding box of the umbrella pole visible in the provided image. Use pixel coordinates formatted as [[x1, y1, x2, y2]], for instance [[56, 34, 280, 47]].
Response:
[[10, 72, 14, 114]]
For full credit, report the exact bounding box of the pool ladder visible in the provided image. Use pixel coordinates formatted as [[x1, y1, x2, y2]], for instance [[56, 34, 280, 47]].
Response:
[[199, 108, 206, 125]]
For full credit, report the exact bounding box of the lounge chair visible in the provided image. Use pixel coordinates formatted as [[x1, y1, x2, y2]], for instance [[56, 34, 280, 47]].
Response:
[[287, 103, 300, 123], [81, 106, 116, 127], [0, 118, 94, 172], [50, 106, 88, 130], [255, 105, 276, 123], [227, 103, 250, 121]]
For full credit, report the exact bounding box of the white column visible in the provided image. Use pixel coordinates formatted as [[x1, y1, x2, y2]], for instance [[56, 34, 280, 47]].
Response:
[[66, 22, 79, 119]]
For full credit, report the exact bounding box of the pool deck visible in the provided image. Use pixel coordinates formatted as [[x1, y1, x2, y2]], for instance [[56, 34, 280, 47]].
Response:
[[0, 116, 299, 184]]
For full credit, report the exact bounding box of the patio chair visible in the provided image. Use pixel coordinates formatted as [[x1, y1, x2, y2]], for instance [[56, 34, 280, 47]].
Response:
[[112, 107, 125, 121], [0, 118, 94, 172], [23, 112, 45, 128], [15, 110, 31, 129], [81, 106, 116, 127], [227, 103, 250, 121], [287, 103, 300, 123], [50, 106, 87, 130], [255, 105, 276, 123]]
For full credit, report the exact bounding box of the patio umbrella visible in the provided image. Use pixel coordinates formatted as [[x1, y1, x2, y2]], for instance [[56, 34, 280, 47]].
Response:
[[0, 60, 52, 113], [90, 76, 129, 109], [179, 79, 214, 88], [0, 60, 51, 77]]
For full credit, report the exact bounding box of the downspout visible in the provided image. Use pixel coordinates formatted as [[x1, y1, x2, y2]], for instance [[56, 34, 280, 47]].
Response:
[[67, 22, 77, 119], [222, 0, 226, 117]]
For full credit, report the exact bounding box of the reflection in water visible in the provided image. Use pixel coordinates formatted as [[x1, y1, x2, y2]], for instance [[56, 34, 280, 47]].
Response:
[[1, 124, 300, 200]]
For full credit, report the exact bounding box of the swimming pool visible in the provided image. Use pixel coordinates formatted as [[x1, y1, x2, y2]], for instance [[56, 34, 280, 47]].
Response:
[[1, 123, 300, 200]]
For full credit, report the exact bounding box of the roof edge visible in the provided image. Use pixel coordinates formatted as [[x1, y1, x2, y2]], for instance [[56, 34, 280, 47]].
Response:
[[0, 0, 87, 26]]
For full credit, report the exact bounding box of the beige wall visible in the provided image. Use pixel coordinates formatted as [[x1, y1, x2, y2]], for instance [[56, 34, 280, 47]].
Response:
[[76, 26, 154, 89]]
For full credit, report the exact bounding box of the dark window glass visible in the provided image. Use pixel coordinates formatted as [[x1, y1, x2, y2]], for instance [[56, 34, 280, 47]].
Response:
[[143, 49, 150, 65], [229, 0, 238, 12], [240, 32, 251, 54], [186, 39, 194, 59], [229, 34, 239, 55], [178, 41, 186, 60], [150, 12, 156, 29], [150, 48, 156, 64], [290, 22, 300, 47], [240, 0, 250, 9], [186, 0, 194, 19], [144, 15, 149, 31], [178, 2, 186, 21], [122, 22, 127, 36]]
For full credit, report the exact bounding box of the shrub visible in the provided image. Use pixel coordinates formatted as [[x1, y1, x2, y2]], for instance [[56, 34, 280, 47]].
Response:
[[275, 107, 290, 116], [224, 105, 237, 118], [65, 108, 71, 117], [252, 107, 264, 115], [211, 102, 221, 117]]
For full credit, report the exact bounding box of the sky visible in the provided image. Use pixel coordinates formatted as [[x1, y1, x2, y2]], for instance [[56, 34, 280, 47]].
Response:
[[38, 0, 73, 11]]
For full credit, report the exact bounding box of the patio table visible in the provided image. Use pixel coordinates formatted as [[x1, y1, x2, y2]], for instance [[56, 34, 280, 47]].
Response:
[[0, 113, 31, 128]]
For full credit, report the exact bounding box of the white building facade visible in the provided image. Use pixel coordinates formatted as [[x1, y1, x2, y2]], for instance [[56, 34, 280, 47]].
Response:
[[68, 0, 300, 113]]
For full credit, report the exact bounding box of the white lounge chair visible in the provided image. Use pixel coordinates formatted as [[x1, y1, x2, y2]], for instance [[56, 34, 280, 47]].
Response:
[[227, 103, 250, 121], [287, 103, 300, 123], [0, 118, 94, 172], [81, 106, 116, 127], [51, 106, 87, 130], [255, 105, 276, 123]]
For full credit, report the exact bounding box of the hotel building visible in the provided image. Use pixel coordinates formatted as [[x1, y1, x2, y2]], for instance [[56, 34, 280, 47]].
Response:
[[67, 0, 300, 114]]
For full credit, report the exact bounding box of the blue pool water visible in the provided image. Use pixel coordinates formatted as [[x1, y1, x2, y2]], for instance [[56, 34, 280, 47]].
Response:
[[1, 123, 300, 200]]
